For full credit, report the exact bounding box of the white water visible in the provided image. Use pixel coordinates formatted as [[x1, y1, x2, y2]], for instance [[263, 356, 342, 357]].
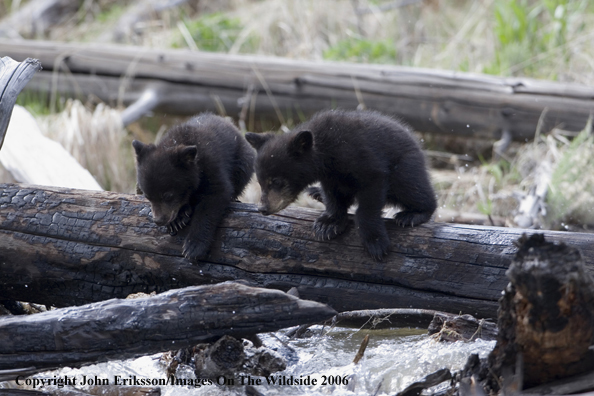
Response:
[[5, 326, 495, 395]]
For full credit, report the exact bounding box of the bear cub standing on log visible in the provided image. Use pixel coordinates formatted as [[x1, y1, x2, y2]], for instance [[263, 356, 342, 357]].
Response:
[[245, 109, 436, 261], [133, 113, 255, 260]]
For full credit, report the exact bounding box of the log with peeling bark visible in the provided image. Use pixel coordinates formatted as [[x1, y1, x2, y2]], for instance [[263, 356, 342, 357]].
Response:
[[0, 282, 335, 376], [1, 40, 593, 140], [2, 184, 594, 320], [0, 56, 42, 150]]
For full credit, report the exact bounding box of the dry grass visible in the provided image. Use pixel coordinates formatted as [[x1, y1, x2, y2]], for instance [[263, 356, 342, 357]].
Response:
[[5, 0, 594, 228], [31, 0, 594, 84], [434, 121, 594, 230], [37, 100, 136, 193]]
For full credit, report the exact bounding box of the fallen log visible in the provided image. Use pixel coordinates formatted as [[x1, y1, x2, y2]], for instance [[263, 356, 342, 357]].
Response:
[[396, 368, 452, 396], [1, 40, 593, 141], [2, 184, 594, 319], [0, 282, 335, 375], [330, 308, 439, 329], [0, 56, 41, 150], [427, 312, 498, 342]]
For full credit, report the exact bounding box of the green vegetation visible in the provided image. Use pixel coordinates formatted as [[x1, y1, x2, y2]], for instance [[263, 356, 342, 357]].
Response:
[[547, 120, 594, 228], [173, 13, 257, 53], [95, 3, 127, 24], [324, 38, 396, 64], [15, 90, 52, 118], [484, 0, 573, 76]]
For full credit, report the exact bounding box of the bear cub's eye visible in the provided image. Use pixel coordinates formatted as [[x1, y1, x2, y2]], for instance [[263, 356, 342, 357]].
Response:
[[162, 192, 174, 202], [270, 178, 284, 189]]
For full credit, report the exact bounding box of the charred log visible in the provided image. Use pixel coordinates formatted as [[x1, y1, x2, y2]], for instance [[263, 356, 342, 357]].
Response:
[[487, 234, 594, 388], [2, 184, 594, 319], [0, 282, 335, 376]]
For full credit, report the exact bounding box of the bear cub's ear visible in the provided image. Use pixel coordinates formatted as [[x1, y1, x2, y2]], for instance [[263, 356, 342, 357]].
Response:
[[177, 145, 198, 166], [132, 140, 154, 161], [288, 130, 313, 157], [245, 132, 274, 151]]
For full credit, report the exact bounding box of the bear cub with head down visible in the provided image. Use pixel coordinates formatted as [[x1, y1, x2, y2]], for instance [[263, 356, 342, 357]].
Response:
[[133, 113, 255, 260], [245, 109, 436, 261]]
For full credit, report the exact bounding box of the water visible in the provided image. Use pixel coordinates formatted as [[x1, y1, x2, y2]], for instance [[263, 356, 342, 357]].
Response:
[[5, 326, 495, 395]]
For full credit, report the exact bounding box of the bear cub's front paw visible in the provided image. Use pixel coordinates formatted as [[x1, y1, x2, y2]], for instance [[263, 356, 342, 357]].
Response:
[[313, 214, 348, 240], [361, 232, 390, 262], [182, 237, 210, 261], [167, 205, 194, 236]]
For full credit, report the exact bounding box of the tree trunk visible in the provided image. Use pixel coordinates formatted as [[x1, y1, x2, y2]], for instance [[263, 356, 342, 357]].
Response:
[[2, 184, 594, 319], [0, 282, 335, 376], [1, 40, 593, 141]]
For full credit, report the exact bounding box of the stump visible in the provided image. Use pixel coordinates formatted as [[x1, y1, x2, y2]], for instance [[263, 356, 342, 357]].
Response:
[[488, 234, 594, 389]]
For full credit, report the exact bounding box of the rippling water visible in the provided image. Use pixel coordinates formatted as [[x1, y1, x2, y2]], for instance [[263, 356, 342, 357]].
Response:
[[5, 326, 495, 395]]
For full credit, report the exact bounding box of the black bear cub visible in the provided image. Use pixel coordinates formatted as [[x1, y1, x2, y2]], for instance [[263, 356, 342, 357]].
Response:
[[133, 113, 255, 260], [245, 109, 436, 261]]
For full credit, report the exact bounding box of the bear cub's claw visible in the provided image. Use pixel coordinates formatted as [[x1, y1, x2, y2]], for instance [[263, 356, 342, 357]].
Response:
[[313, 214, 348, 240], [306, 186, 324, 203], [182, 238, 210, 261], [394, 211, 432, 228], [167, 205, 194, 236], [361, 234, 390, 261]]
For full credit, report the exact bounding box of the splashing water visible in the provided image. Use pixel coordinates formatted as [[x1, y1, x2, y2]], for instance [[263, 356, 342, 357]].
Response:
[[7, 326, 495, 396]]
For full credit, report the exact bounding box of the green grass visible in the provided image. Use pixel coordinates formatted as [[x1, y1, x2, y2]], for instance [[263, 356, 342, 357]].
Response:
[[323, 38, 397, 64], [547, 119, 594, 228], [15, 90, 53, 118], [95, 3, 127, 24], [173, 13, 258, 53], [484, 0, 577, 77]]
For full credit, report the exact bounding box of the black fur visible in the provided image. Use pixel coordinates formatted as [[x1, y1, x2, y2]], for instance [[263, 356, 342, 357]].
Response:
[[245, 109, 436, 261], [133, 113, 255, 260]]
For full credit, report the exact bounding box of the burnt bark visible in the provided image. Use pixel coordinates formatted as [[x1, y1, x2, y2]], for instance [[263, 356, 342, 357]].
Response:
[[0, 40, 593, 141], [0, 282, 335, 375], [487, 234, 594, 389], [1, 184, 594, 319]]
